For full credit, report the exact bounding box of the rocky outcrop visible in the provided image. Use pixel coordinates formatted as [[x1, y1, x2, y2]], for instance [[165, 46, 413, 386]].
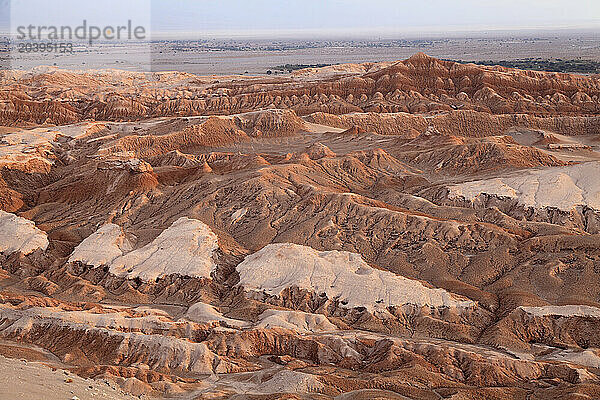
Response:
[[444, 161, 600, 233], [237, 243, 474, 311], [68, 224, 131, 267], [0, 211, 48, 255], [107, 217, 219, 281]]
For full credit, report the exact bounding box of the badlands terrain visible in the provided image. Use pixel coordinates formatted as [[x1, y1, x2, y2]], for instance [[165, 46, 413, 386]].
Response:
[[2, 53, 600, 399]]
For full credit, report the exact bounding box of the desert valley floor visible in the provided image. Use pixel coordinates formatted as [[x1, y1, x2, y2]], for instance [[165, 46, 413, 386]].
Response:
[[2, 54, 600, 399]]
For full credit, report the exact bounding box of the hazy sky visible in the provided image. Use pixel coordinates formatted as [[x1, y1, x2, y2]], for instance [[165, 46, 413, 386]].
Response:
[[152, 0, 600, 36], [4, 0, 600, 38]]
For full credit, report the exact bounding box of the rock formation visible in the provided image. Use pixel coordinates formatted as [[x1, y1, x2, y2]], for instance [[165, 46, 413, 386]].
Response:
[[2, 55, 600, 398]]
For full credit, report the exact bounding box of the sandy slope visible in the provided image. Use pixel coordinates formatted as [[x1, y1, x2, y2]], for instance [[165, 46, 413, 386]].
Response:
[[448, 161, 600, 211], [0, 356, 136, 400]]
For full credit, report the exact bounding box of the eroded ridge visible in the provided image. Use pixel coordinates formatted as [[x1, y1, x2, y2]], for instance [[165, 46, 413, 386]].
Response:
[[2, 55, 600, 398]]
